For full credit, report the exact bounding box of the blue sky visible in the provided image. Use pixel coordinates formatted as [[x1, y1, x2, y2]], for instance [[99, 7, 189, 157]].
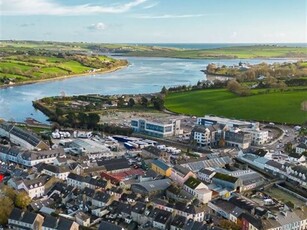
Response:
[[1, 0, 306, 43]]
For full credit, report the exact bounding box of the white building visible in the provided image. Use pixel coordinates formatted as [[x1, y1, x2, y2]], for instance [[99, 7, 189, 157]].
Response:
[[41, 164, 70, 180], [296, 143, 307, 154], [9, 177, 48, 199], [0, 145, 65, 167], [243, 128, 269, 145], [183, 177, 212, 204], [0, 122, 49, 150], [131, 118, 182, 138]]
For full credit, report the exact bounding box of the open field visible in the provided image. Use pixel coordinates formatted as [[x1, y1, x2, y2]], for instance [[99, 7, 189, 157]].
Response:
[[124, 45, 307, 59], [164, 88, 307, 124], [1, 41, 306, 59], [0, 54, 127, 86]]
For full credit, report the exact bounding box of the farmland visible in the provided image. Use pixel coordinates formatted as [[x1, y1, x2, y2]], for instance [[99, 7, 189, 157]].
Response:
[[164, 88, 307, 124]]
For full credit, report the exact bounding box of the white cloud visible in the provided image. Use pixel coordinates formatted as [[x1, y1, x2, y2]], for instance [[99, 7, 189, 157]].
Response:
[[143, 2, 159, 9], [134, 14, 213, 19], [1, 0, 148, 15], [87, 22, 107, 31]]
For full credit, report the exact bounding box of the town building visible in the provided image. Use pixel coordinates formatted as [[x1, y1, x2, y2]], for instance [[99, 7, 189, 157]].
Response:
[[8, 208, 44, 230], [224, 129, 252, 149], [170, 165, 196, 186], [0, 122, 49, 150], [131, 118, 182, 138], [150, 159, 172, 177], [131, 178, 172, 196], [183, 177, 212, 204]]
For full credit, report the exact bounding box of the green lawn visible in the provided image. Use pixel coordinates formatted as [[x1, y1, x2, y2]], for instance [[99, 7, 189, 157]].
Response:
[[0, 53, 123, 85], [59, 60, 91, 73], [127, 46, 307, 59], [165, 88, 307, 124], [0, 62, 32, 71]]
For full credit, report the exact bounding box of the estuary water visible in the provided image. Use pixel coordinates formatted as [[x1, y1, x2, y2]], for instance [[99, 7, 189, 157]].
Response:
[[0, 56, 297, 123]]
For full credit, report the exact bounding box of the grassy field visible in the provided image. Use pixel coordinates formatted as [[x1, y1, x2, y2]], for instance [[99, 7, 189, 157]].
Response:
[[164, 88, 307, 124], [1, 41, 306, 59], [0, 54, 126, 86], [126, 45, 307, 59]]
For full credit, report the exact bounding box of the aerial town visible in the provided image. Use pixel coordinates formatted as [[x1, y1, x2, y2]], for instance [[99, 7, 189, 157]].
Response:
[[1, 1, 307, 230], [0, 112, 306, 230]]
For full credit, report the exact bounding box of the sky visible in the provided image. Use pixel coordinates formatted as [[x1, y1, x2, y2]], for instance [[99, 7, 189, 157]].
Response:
[[0, 0, 306, 43]]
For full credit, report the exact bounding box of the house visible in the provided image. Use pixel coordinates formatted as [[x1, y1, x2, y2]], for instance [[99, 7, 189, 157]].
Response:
[[150, 159, 172, 177], [42, 215, 79, 230], [0, 144, 65, 167], [142, 146, 164, 159], [108, 187, 123, 200], [41, 163, 70, 180], [0, 122, 49, 150], [288, 152, 306, 163], [170, 165, 196, 186], [97, 157, 131, 173], [212, 172, 243, 192], [174, 202, 206, 222], [67, 173, 84, 189], [170, 215, 186, 230], [197, 168, 216, 183], [83, 187, 95, 201], [8, 208, 44, 230], [67, 172, 107, 190], [151, 208, 172, 230], [131, 202, 147, 225], [183, 177, 212, 204], [208, 198, 237, 219], [10, 176, 49, 199], [131, 178, 172, 196], [98, 221, 124, 230], [92, 191, 112, 208], [75, 211, 91, 227], [296, 143, 307, 154]]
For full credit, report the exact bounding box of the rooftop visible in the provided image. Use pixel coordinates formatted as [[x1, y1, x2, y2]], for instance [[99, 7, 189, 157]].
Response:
[[184, 177, 202, 189], [151, 159, 170, 171]]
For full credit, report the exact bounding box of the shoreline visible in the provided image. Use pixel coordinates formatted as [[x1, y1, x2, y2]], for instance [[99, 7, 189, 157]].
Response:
[[0, 64, 128, 89]]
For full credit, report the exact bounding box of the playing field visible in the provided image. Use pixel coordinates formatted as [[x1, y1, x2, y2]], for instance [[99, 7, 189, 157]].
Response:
[[165, 88, 307, 124]]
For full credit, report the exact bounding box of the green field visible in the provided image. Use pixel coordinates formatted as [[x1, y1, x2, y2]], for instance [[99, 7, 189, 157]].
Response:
[[125, 45, 307, 59], [1, 41, 306, 59], [165, 88, 307, 124], [0, 54, 126, 86]]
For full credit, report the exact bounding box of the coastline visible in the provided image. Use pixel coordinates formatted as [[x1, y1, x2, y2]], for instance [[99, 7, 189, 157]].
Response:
[[0, 64, 128, 89]]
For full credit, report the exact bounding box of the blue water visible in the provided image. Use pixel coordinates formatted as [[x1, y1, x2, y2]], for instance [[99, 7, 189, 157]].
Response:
[[0, 56, 300, 123]]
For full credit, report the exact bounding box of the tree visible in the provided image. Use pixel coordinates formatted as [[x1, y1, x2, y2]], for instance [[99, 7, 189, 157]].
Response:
[[219, 219, 241, 230], [160, 86, 168, 95], [15, 191, 31, 210], [51, 122, 61, 131], [128, 98, 135, 107], [87, 113, 100, 129], [140, 96, 148, 107], [151, 96, 164, 111], [2, 185, 16, 201], [0, 196, 14, 225]]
